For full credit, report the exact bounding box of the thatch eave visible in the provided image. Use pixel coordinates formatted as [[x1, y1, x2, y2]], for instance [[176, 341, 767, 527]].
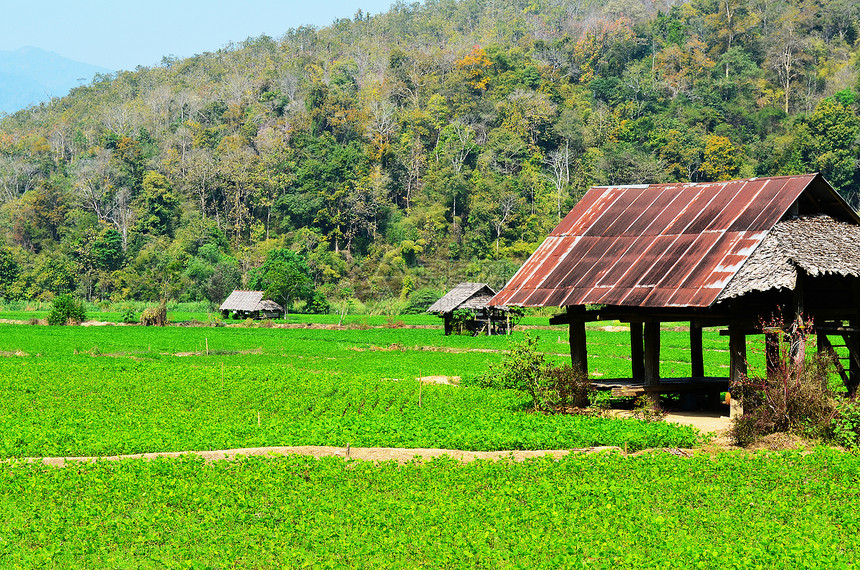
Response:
[[716, 215, 860, 302]]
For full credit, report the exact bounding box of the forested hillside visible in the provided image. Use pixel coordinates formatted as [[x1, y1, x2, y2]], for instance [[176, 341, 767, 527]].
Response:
[[0, 0, 858, 309]]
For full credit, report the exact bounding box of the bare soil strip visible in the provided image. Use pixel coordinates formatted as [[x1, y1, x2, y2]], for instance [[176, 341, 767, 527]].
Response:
[[22, 446, 634, 467]]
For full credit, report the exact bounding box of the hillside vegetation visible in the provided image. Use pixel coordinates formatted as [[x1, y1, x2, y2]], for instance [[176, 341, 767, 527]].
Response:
[[0, 0, 858, 306]]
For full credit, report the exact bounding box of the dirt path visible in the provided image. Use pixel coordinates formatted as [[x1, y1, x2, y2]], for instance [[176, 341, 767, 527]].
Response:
[[24, 445, 632, 467]]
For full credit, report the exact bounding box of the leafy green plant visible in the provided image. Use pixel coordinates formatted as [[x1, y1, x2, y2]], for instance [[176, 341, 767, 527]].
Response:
[[480, 333, 595, 413], [47, 294, 86, 325], [450, 308, 472, 335], [832, 399, 860, 450], [120, 304, 137, 324]]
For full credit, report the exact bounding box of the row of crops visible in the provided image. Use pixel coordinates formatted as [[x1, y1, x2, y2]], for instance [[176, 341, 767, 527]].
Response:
[[3, 450, 859, 567]]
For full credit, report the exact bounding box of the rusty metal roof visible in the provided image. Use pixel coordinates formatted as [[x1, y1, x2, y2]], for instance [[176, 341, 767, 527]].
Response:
[[490, 173, 857, 309]]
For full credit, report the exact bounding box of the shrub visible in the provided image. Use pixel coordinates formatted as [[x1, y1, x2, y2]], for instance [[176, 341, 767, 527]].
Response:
[[545, 364, 596, 409], [119, 304, 137, 324], [730, 320, 836, 446], [832, 399, 860, 450], [47, 295, 86, 325], [307, 291, 330, 314], [479, 333, 594, 413], [403, 289, 440, 314]]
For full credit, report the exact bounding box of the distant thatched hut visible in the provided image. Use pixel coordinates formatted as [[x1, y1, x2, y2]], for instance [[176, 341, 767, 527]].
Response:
[[219, 290, 284, 319], [428, 282, 511, 335]]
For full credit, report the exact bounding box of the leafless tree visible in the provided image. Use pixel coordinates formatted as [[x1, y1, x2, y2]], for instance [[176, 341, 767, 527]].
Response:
[[73, 151, 115, 220], [542, 142, 572, 220], [106, 188, 135, 252], [0, 156, 39, 203], [492, 192, 520, 253]]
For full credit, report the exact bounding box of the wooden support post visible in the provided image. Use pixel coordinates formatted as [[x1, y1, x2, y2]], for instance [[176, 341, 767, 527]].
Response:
[[729, 326, 747, 419], [766, 332, 780, 381], [644, 321, 660, 408], [848, 319, 860, 396], [792, 272, 806, 363], [690, 323, 704, 378], [630, 322, 644, 381], [569, 318, 588, 376]]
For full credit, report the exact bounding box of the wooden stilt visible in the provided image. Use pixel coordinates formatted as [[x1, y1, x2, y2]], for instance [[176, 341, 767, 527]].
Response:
[[848, 319, 859, 396], [690, 323, 704, 378], [630, 322, 644, 381], [644, 321, 660, 408], [569, 317, 588, 376], [766, 332, 780, 380], [729, 326, 747, 419]]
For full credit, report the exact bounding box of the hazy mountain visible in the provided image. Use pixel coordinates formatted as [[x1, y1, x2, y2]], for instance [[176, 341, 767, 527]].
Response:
[[0, 46, 111, 114]]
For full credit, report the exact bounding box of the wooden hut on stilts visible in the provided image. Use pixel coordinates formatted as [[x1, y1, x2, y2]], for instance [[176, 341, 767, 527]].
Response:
[[489, 174, 860, 417], [428, 282, 511, 335]]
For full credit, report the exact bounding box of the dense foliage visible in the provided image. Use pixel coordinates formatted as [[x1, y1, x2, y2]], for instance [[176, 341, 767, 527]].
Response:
[[0, 0, 857, 305], [3, 450, 860, 566]]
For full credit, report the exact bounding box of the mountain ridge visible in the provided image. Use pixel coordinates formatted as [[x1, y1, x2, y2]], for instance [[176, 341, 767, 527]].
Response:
[[0, 46, 111, 114]]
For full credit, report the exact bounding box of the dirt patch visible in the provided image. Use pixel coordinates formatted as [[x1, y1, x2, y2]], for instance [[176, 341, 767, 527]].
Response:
[[0, 350, 29, 357], [347, 344, 407, 352], [417, 375, 461, 386], [23, 445, 634, 467], [747, 432, 814, 451]]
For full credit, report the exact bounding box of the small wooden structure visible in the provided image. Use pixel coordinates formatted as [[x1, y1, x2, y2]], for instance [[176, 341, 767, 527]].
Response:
[[489, 174, 860, 416], [428, 282, 511, 335], [219, 290, 284, 319]]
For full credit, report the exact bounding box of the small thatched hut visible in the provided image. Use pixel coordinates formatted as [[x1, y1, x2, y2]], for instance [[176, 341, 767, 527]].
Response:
[[219, 291, 284, 319], [428, 282, 510, 335]]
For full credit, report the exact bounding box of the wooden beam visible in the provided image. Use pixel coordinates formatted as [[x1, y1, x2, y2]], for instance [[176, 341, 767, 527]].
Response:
[[644, 321, 660, 407], [766, 332, 780, 381], [729, 326, 747, 419], [690, 323, 704, 378], [630, 322, 644, 381], [569, 318, 587, 376], [549, 306, 730, 326]]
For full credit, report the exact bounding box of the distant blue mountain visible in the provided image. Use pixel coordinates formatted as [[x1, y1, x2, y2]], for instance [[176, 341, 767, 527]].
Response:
[[0, 47, 111, 115]]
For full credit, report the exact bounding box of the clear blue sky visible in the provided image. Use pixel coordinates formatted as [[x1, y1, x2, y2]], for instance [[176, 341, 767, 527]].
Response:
[[1, 0, 397, 71]]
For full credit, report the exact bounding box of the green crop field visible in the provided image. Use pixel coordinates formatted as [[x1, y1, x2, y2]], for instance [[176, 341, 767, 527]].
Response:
[[0, 324, 705, 457], [1, 322, 856, 567], [2, 450, 859, 567]]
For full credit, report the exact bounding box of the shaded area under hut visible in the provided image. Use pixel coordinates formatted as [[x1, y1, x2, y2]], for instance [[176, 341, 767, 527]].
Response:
[[490, 173, 860, 417], [219, 290, 284, 320], [428, 282, 512, 335]]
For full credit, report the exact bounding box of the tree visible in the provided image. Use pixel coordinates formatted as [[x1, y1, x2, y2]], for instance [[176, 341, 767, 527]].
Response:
[[766, 14, 811, 114], [0, 248, 19, 297], [700, 135, 743, 181], [249, 249, 314, 317], [136, 171, 180, 237]]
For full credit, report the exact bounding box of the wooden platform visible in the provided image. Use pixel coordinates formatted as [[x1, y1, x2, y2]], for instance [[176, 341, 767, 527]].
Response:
[[592, 377, 729, 398]]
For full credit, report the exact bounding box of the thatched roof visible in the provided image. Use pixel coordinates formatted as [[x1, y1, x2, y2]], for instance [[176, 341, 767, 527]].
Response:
[[718, 215, 860, 301], [219, 290, 283, 313], [427, 283, 500, 314]]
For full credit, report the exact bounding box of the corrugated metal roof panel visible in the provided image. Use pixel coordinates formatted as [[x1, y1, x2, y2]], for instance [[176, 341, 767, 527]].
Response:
[[488, 174, 828, 309]]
